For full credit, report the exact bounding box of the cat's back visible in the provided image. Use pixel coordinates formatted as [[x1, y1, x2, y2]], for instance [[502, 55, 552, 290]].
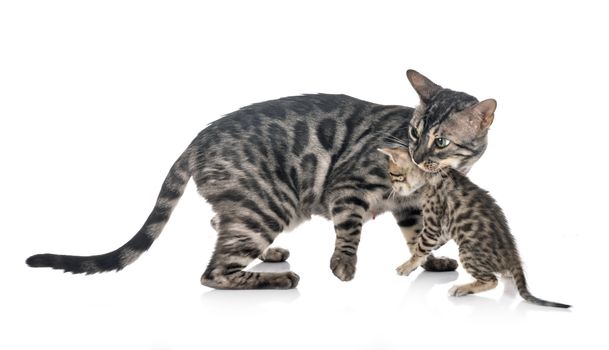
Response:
[[189, 93, 412, 218], [203, 94, 370, 132], [192, 93, 412, 166]]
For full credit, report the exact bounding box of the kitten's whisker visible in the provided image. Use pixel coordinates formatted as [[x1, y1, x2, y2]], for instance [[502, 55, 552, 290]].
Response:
[[389, 189, 396, 200]]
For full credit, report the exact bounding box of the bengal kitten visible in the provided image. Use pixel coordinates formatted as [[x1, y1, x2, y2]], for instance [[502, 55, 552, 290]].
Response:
[[380, 147, 570, 308]]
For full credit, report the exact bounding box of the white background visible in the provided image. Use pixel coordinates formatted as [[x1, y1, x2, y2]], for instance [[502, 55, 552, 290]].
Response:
[[1, 1, 607, 349]]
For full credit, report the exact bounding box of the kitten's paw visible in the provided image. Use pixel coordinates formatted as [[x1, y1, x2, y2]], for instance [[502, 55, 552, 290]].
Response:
[[330, 252, 357, 281], [396, 260, 419, 276], [422, 256, 458, 272], [260, 247, 290, 262], [448, 285, 473, 297]]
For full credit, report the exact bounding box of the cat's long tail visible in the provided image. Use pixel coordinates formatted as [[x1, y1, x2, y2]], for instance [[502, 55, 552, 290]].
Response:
[[510, 265, 571, 308], [25, 149, 191, 274]]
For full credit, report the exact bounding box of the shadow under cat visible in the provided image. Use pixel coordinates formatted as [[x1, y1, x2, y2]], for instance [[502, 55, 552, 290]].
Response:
[[200, 262, 301, 309]]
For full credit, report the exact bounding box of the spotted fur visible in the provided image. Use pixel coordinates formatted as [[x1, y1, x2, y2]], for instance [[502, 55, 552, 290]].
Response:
[[26, 70, 490, 289], [382, 148, 570, 308]]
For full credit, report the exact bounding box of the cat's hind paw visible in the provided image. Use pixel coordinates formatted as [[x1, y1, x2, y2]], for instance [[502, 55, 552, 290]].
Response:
[[422, 256, 458, 272]]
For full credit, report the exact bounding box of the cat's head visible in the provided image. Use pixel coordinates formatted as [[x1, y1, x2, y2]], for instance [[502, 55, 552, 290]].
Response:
[[378, 147, 425, 196], [406, 70, 496, 174]]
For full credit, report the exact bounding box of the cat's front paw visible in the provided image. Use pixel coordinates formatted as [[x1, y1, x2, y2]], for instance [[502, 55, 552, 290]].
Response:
[[330, 252, 357, 281], [260, 247, 290, 263], [396, 260, 419, 276]]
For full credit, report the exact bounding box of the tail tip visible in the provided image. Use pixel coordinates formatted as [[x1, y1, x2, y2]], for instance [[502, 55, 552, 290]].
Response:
[[26, 254, 51, 268]]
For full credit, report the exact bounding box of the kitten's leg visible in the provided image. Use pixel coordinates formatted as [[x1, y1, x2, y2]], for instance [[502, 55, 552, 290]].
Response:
[[448, 246, 497, 296], [395, 229, 439, 275], [200, 217, 298, 289], [449, 277, 498, 297], [396, 251, 428, 276], [393, 208, 458, 272], [259, 247, 290, 262], [396, 212, 447, 276], [329, 196, 369, 281]]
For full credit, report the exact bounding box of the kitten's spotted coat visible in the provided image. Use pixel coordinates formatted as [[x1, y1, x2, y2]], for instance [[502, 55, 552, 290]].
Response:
[[380, 146, 570, 308]]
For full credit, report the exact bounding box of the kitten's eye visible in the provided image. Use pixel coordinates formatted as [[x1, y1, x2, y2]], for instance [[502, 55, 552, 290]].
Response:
[[409, 126, 419, 141], [389, 172, 405, 182], [435, 137, 451, 148]]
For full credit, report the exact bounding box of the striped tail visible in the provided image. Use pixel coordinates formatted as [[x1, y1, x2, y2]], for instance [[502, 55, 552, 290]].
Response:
[[511, 265, 571, 308], [25, 149, 191, 274]]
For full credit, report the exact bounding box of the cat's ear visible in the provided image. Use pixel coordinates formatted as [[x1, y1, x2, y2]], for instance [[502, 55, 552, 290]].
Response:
[[471, 99, 497, 130], [378, 148, 403, 164], [406, 69, 442, 102]]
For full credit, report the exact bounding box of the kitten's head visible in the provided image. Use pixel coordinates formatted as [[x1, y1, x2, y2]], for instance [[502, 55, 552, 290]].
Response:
[[378, 147, 425, 196], [406, 70, 496, 174]]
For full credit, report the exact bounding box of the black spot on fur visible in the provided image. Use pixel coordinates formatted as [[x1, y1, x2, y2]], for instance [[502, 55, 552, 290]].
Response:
[[334, 220, 362, 231], [242, 199, 283, 233], [292, 121, 309, 156], [331, 206, 347, 216], [206, 190, 246, 204], [335, 196, 370, 211], [460, 223, 472, 232], [126, 231, 154, 251], [369, 167, 388, 179], [398, 217, 418, 227], [316, 118, 337, 151]]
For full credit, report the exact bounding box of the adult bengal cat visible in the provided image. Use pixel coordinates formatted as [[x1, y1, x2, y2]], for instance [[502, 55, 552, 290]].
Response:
[[26, 70, 496, 289]]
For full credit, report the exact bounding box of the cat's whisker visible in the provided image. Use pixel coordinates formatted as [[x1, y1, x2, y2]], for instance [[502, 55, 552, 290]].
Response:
[[382, 133, 409, 148]]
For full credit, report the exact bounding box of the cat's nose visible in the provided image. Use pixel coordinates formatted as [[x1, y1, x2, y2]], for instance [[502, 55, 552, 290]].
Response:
[[411, 148, 427, 165]]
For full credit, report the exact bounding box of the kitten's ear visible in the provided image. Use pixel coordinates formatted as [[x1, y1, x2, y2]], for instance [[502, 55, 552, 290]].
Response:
[[377, 148, 399, 164], [472, 99, 497, 130], [406, 69, 442, 101], [378, 148, 409, 164]]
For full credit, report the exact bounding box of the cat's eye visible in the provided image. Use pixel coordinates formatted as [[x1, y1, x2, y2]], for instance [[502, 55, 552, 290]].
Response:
[[409, 126, 419, 140], [435, 137, 451, 148]]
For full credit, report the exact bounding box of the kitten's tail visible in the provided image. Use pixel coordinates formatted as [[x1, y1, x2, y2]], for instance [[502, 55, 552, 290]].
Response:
[[25, 149, 191, 274], [510, 265, 571, 308]]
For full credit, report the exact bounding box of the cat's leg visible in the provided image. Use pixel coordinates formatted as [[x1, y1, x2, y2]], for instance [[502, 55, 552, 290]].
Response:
[[393, 207, 458, 272], [448, 276, 498, 296], [448, 245, 497, 296], [329, 196, 370, 281], [214, 215, 289, 263], [259, 247, 290, 262], [200, 216, 298, 289]]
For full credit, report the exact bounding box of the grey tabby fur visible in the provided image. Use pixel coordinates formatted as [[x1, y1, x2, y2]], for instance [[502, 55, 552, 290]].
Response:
[[380, 150, 570, 308], [26, 70, 492, 289]]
